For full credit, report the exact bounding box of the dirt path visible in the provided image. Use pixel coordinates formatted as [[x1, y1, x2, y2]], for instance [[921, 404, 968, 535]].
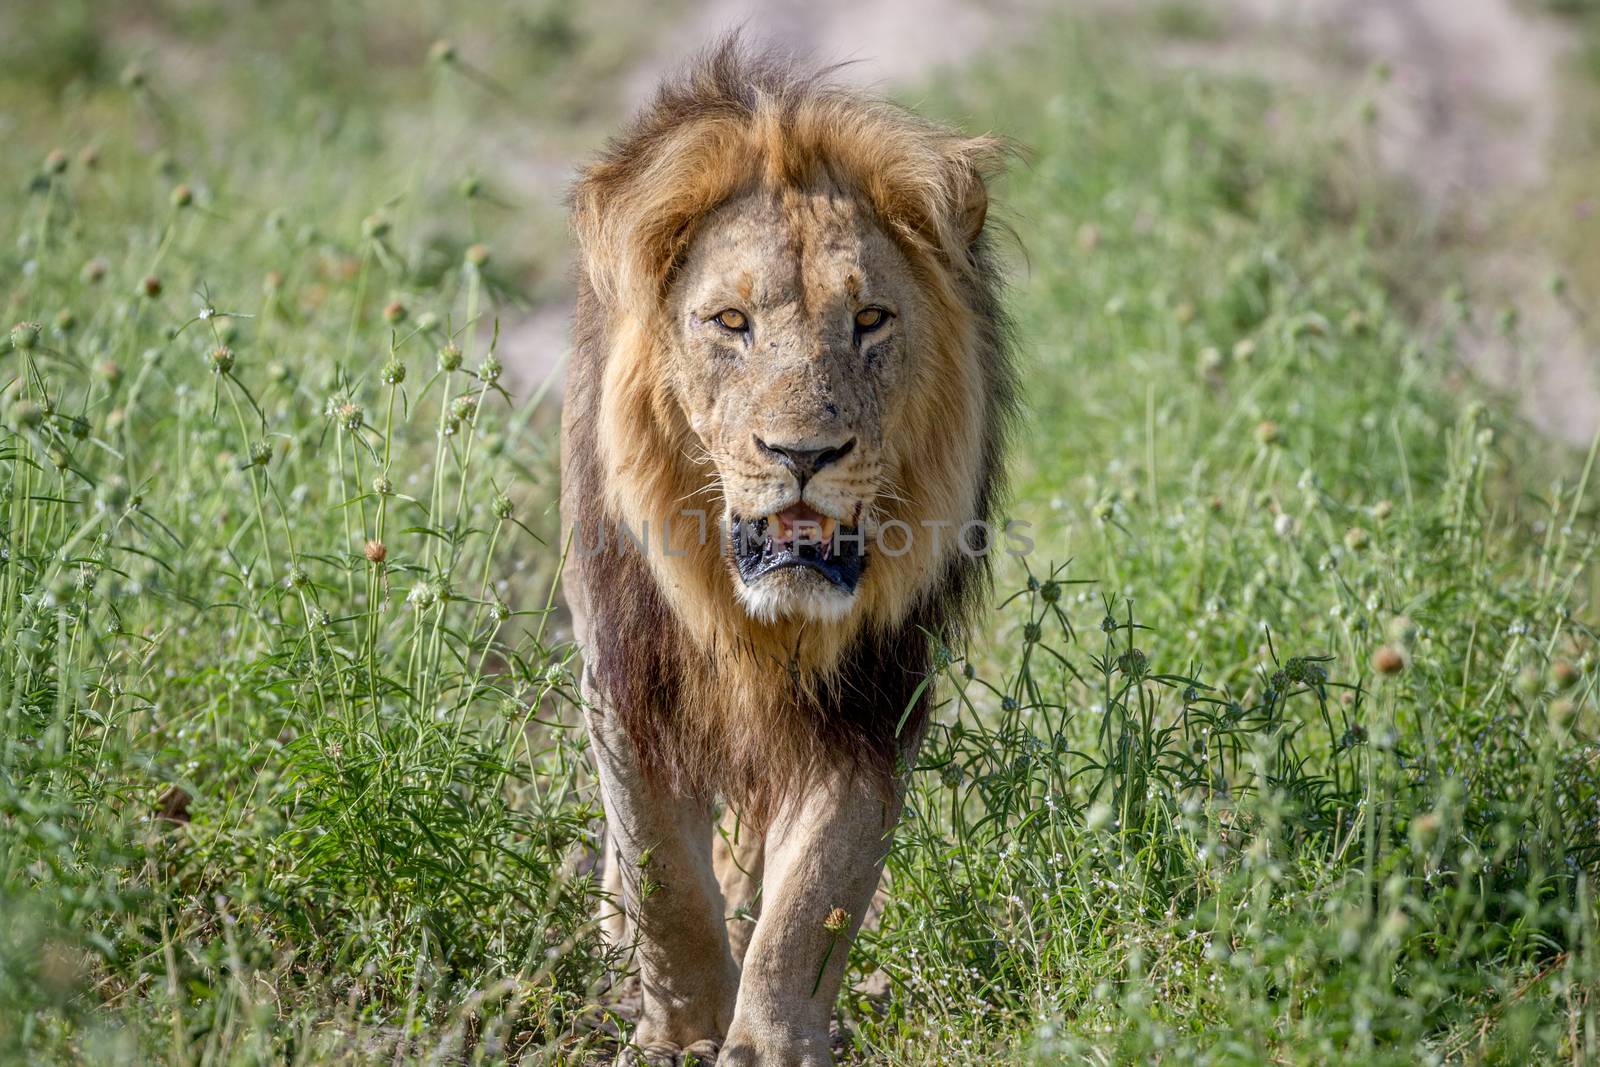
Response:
[[504, 0, 1599, 446], [1148, 0, 1598, 445], [623, 0, 1042, 101]]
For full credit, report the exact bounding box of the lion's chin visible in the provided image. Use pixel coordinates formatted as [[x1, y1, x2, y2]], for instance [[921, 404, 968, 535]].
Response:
[[735, 568, 860, 624]]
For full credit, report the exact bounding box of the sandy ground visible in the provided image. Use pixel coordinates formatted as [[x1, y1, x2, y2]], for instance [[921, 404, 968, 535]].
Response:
[[500, 0, 1598, 446]]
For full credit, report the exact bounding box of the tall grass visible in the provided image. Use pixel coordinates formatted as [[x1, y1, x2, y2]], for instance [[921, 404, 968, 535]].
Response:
[[0, 12, 619, 1058], [1, 8, 1597, 1065], [846, 34, 1600, 1063]]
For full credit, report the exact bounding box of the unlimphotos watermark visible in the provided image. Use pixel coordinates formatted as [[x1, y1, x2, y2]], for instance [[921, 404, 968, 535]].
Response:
[[571, 510, 1036, 559]]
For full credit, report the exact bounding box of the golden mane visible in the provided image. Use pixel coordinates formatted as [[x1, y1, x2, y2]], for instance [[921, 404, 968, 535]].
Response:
[[561, 39, 1018, 819]]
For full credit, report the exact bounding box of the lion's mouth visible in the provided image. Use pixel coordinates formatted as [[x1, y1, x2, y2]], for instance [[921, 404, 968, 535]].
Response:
[[731, 504, 866, 592]]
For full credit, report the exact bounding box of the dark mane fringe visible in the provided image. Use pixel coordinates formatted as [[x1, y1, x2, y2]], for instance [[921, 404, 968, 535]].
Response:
[[562, 38, 1020, 822]]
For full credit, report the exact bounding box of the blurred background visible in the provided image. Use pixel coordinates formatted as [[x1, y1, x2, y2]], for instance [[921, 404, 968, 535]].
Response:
[[6, 0, 1597, 436], [4, 1, 1600, 1063]]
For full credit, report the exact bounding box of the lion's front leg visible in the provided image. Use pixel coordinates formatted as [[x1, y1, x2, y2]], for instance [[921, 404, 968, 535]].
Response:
[[720, 768, 904, 1066], [585, 680, 738, 1063]]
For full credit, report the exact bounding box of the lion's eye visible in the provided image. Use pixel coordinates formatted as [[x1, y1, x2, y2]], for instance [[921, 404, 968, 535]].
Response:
[[854, 306, 890, 332], [712, 308, 749, 332]]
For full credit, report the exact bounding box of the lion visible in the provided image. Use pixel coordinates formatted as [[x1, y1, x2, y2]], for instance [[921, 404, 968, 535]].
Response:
[[560, 40, 1016, 1065]]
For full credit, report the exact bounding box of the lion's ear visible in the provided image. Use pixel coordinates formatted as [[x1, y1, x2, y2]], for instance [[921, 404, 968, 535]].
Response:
[[956, 167, 989, 246], [944, 134, 1007, 249], [571, 160, 639, 307]]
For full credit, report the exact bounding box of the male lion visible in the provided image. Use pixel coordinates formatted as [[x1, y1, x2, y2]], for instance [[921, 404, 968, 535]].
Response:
[[561, 41, 1016, 1065]]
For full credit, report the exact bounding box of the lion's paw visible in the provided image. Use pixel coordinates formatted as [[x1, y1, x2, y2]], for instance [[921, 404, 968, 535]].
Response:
[[618, 1038, 720, 1066], [718, 1036, 831, 1067]]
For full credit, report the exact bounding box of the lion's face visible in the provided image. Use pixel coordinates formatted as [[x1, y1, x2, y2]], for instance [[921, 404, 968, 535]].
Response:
[[668, 187, 921, 623]]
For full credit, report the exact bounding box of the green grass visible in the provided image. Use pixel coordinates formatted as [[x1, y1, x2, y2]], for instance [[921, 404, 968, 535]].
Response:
[[2, 8, 1598, 1065]]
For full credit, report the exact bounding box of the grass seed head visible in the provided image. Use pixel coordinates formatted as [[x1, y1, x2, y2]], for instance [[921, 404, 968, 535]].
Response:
[[1344, 526, 1370, 551], [364, 539, 387, 564], [380, 359, 406, 385], [10, 321, 42, 350], [1372, 645, 1406, 676], [822, 907, 851, 934], [465, 243, 490, 267], [1551, 659, 1580, 689], [170, 184, 193, 209], [429, 39, 457, 65], [438, 342, 462, 371], [1117, 647, 1148, 679], [141, 275, 162, 299], [383, 299, 407, 325], [1254, 420, 1282, 447], [208, 346, 235, 374], [1549, 698, 1576, 740], [81, 257, 108, 284], [1385, 615, 1418, 646], [43, 149, 68, 175], [12, 399, 43, 429]]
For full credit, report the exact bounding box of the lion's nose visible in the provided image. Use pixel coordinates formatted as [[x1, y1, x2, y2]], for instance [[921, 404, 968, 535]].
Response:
[[753, 435, 856, 483]]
